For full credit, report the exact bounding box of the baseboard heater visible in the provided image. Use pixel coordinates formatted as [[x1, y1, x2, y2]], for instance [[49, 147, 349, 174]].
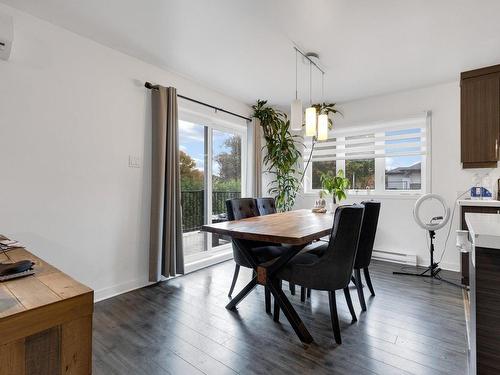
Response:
[[372, 249, 417, 266]]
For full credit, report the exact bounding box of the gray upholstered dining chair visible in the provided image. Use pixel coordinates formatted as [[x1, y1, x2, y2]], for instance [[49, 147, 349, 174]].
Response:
[[274, 205, 365, 344], [256, 197, 298, 296], [306, 201, 381, 311], [226, 198, 288, 313], [351, 201, 381, 311], [256, 197, 277, 216]]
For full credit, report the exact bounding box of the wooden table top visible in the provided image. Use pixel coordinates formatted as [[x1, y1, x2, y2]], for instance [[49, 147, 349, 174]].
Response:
[[0, 236, 93, 320], [202, 209, 335, 245]]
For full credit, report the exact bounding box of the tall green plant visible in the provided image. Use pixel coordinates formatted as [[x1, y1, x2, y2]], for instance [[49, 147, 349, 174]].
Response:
[[252, 100, 302, 211]]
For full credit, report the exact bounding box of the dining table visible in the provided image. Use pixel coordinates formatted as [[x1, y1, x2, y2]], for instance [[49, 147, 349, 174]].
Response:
[[202, 209, 335, 344]]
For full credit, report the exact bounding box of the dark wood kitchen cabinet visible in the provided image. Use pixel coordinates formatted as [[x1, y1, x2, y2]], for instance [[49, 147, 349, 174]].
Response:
[[461, 64, 500, 169]]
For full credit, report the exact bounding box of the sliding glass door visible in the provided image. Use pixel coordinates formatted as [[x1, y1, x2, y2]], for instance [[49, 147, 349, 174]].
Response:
[[179, 116, 246, 265], [211, 129, 242, 251]]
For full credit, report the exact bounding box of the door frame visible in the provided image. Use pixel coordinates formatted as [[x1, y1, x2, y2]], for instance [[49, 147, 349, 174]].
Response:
[[179, 107, 248, 269]]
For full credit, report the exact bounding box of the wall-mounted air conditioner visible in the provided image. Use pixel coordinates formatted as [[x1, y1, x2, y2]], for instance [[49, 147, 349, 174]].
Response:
[[0, 13, 13, 61]]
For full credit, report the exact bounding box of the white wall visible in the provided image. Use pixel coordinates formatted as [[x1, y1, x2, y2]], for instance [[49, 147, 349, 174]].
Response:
[[294, 81, 500, 271], [0, 4, 250, 300]]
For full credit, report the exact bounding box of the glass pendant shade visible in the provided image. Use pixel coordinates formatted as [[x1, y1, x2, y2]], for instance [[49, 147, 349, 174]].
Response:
[[305, 107, 317, 137], [317, 114, 329, 141], [290, 99, 303, 131]]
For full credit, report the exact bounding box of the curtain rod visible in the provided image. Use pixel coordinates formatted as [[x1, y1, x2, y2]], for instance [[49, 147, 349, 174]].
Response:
[[144, 82, 252, 122]]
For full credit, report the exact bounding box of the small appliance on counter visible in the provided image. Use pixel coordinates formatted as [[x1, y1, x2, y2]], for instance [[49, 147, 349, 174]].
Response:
[[470, 186, 492, 200], [470, 173, 494, 200]]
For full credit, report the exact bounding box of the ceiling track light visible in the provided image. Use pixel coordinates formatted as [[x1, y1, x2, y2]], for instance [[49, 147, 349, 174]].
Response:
[[291, 46, 328, 141], [305, 60, 317, 136], [317, 71, 328, 141]]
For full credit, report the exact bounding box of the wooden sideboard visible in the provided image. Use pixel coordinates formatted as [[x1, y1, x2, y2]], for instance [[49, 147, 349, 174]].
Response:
[[0, 237, 93, 375]]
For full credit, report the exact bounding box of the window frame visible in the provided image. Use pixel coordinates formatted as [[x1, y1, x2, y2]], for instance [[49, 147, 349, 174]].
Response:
[[303, 112, 431, 197]]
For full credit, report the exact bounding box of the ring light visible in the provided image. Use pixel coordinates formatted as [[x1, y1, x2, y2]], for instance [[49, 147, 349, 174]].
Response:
[[413, 193, 450, 231], [394, 193, 453, 283]]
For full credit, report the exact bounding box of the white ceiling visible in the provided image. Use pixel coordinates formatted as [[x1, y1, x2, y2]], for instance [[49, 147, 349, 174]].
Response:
[[3, 0, 500, 107]]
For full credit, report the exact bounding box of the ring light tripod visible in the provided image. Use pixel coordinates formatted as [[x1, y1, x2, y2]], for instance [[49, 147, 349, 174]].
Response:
[[393, 194, 458, 285]]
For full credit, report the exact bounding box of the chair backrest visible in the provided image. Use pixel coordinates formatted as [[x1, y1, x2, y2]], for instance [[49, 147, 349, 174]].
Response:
[[256, 197, 277, 216], [317, 205, 365, 289], [225, 198, 261, 267], [226, 198, 259, 221], [354, 201, 381, 269]]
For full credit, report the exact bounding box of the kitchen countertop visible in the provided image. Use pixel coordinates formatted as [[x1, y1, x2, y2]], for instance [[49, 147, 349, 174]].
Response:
[[465, 212, 500, 249], [459, 199, 500, 207]]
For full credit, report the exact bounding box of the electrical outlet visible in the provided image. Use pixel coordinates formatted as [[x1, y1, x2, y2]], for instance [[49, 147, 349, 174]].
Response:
[[128, 155, 141, 168]]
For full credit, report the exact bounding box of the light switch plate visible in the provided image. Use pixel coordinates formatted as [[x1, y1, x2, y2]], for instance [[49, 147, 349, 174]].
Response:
[[128, 155, 141, 168]]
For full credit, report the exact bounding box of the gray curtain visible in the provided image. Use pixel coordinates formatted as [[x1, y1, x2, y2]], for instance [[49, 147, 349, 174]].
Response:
[[252, 118, 263, 197], [149, 86, 184, 282]]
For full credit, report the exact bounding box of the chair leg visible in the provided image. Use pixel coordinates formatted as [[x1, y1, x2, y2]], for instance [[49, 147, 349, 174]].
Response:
[[265, 287, 271, 314], [228, 264, 240, 297], [354, 269, 367, 312], [289, 283, 296, 295], [307, 288, 311, 299], [328, 291, 342, 344], [350, 275, 357, 287], [364, 267, 375, 296], [273, 280, 282, 322], [300, 286, 306, 302], [343, 287, 357, 322]]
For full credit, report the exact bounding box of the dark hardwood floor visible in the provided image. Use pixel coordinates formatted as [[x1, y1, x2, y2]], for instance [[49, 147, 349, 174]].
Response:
[[93, 260, 467, 375]]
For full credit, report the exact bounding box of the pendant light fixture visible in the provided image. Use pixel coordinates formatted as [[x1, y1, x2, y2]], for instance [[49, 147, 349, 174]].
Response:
[[317, 72, 328, 141], [290, 49, 302, 131], [305, 61, 317, 137]]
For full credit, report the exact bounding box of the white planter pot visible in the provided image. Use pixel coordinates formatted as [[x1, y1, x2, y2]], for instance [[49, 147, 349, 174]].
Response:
[[329, 202, 339, 214]]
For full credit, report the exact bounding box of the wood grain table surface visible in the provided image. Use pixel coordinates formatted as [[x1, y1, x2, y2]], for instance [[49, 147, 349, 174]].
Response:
[[202, 209, 334, 245]]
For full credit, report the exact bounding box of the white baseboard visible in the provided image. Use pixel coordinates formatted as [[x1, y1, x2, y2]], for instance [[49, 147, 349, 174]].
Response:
[[93, 251, 233, 303], [94, 277, 153, 302], [372, 249, 459, 272], [372, 249, 417, 266]]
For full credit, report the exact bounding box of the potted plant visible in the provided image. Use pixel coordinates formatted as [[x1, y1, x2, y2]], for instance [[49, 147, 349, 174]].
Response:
[[320, 169, 350, 212], [252, 100, 302, 212], [252, 100, 342, 212]]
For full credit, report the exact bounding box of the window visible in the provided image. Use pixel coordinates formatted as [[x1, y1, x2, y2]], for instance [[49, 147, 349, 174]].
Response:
[[345, 134, 375, 190], [311, 161, 336, 189], [179, 114, 247, 264], [385, 128, 423, 191], [305, 113, 430, 195]]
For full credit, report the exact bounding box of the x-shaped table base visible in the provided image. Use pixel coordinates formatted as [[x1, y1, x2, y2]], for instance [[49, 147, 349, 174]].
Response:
[[225, 240, 313, 344]]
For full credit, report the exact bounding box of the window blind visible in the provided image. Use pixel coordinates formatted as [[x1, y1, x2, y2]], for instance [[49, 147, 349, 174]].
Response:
[[306, 113, 429, 162]]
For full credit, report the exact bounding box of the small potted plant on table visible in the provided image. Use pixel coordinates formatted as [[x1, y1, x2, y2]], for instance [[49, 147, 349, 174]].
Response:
[[320, 169, 350, 213]]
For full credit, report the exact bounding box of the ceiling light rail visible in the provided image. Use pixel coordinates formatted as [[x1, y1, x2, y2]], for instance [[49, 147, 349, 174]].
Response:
[[293, 46, 325, 75]]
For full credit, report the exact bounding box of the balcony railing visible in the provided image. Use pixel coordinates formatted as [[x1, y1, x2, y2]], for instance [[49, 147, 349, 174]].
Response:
[[181, 190, 241, 233]]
